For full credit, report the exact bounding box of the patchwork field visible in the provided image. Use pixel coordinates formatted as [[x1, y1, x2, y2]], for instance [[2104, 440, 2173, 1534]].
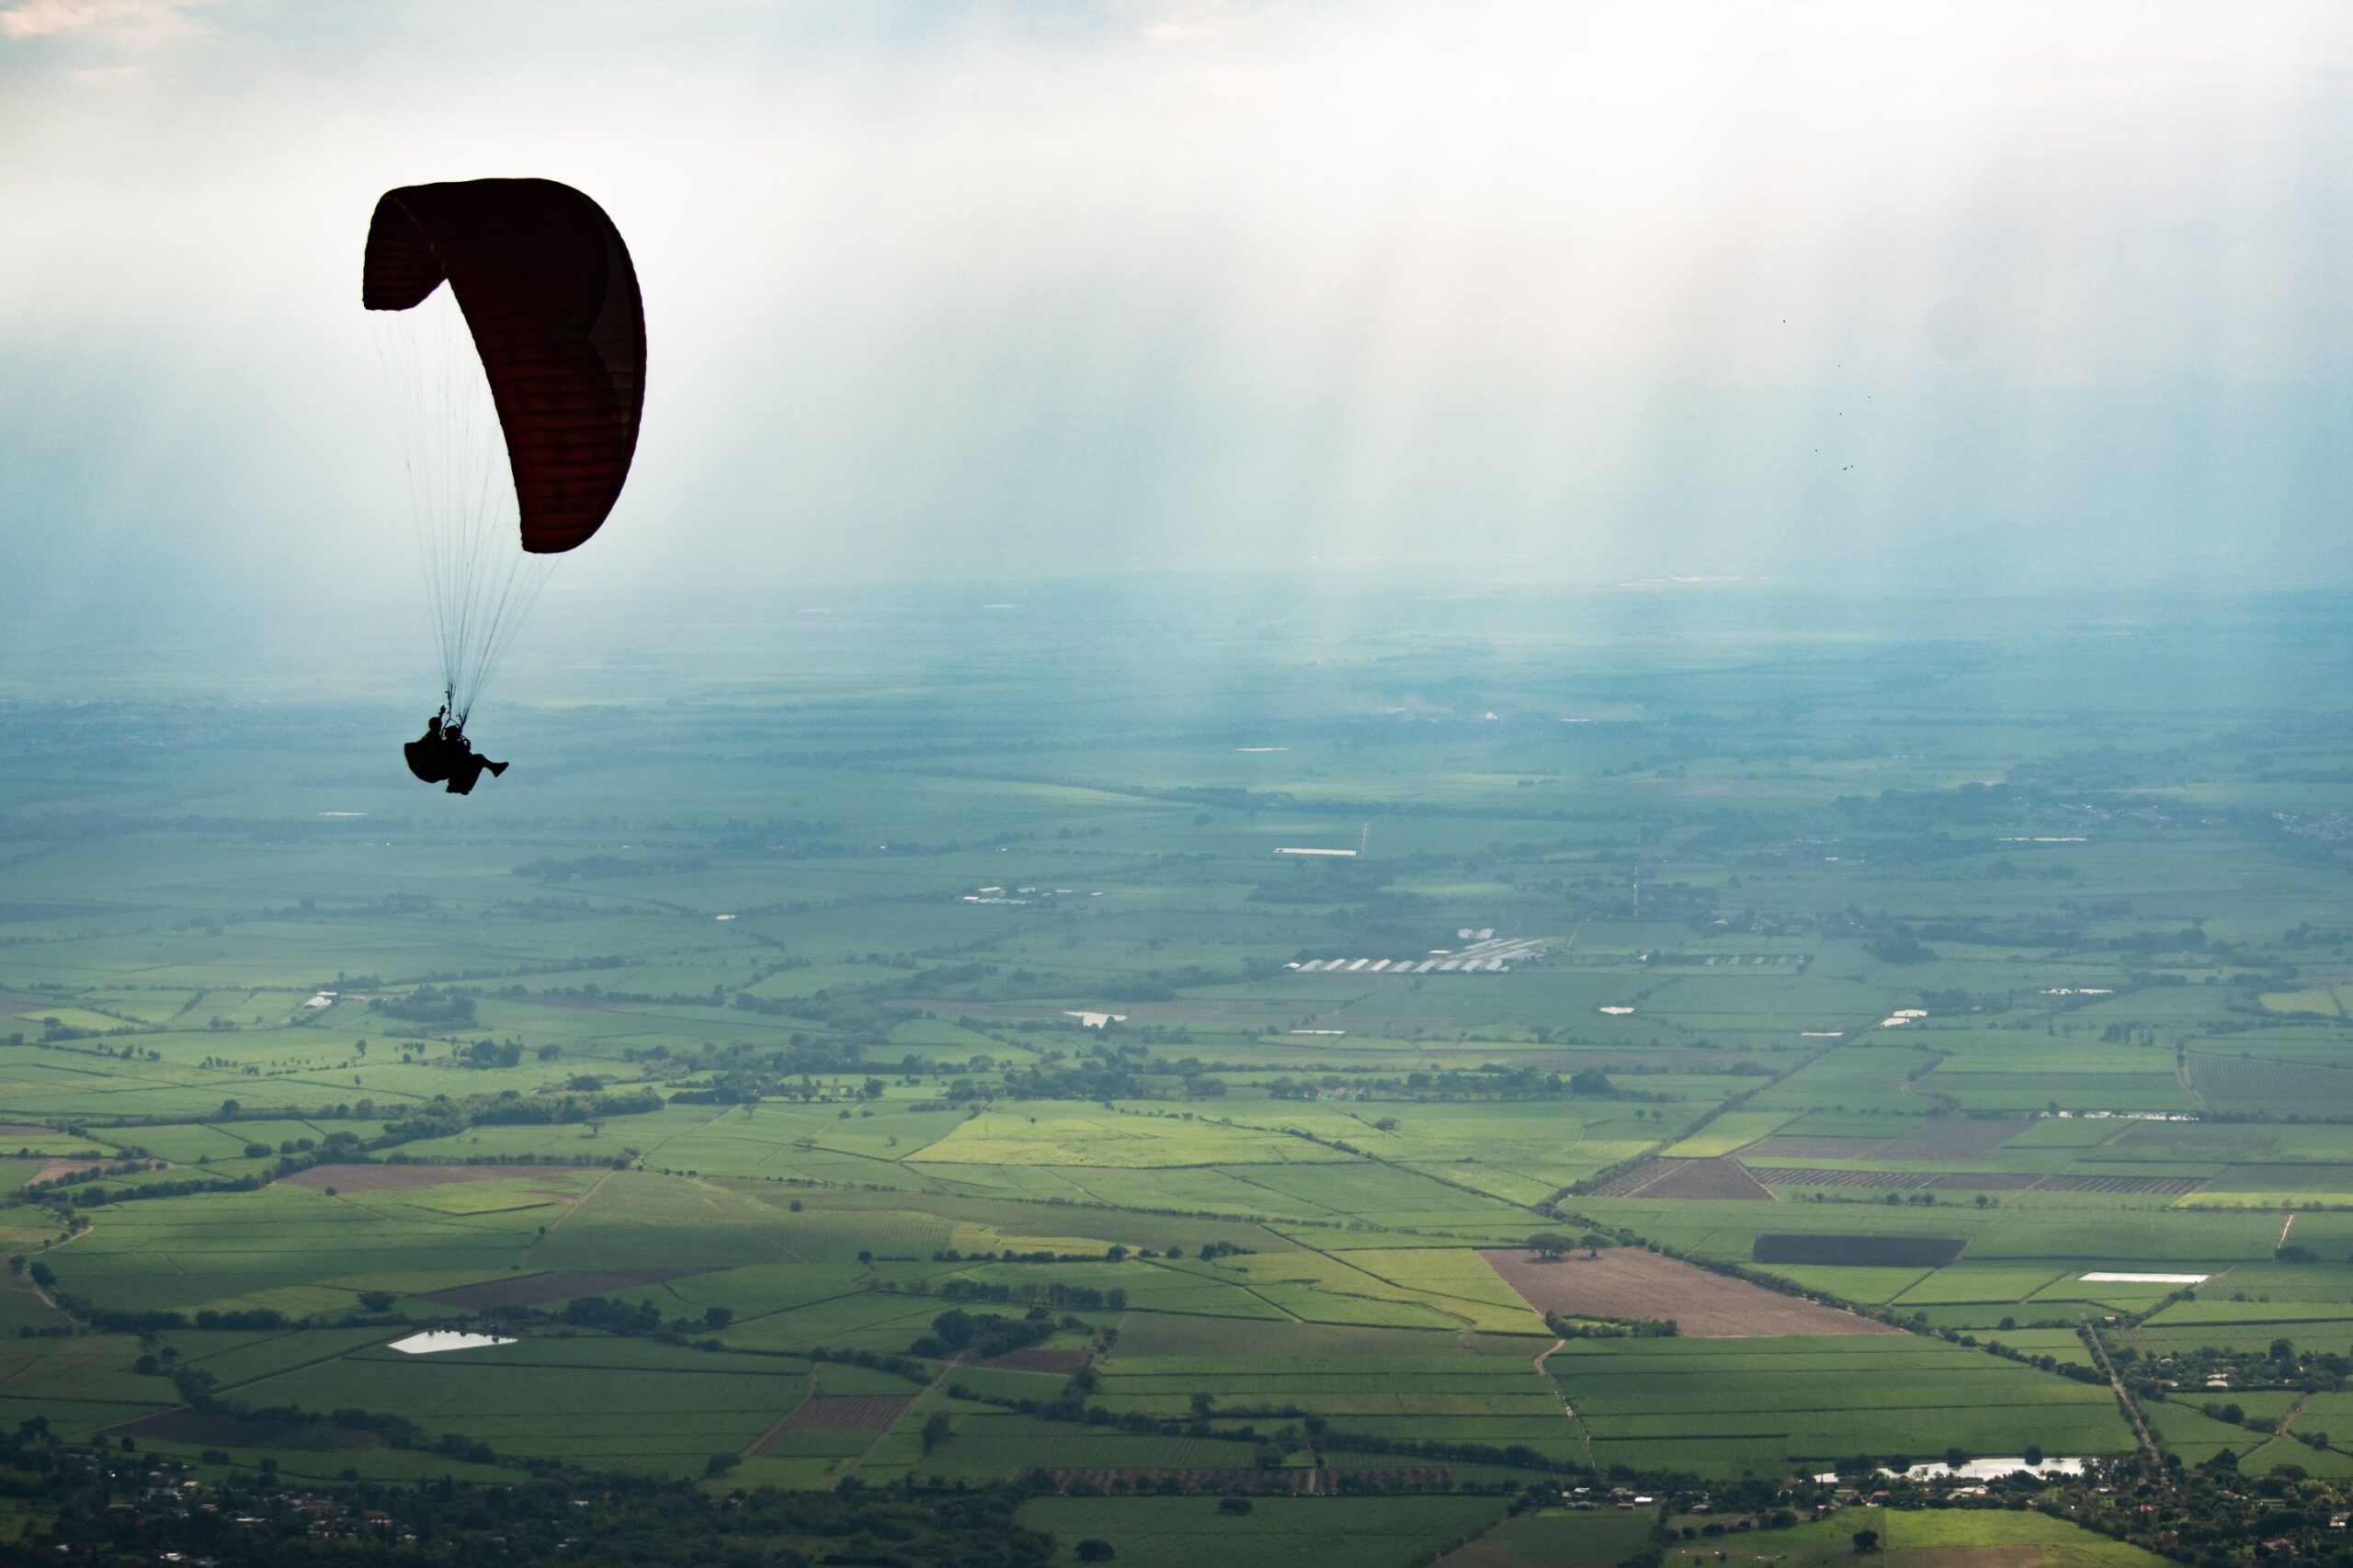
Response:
[[6, 585, 2353, 1558], [1480, 1249, 1898, 1337]]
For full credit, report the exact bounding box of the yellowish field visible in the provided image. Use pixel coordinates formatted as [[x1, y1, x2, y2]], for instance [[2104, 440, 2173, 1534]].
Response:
[[1220, 1246, 1547, 1333], [1662, 1110, 1793, 1158], [2259, 986, 2346, 1017], [906, 1111, 1349, 1167]]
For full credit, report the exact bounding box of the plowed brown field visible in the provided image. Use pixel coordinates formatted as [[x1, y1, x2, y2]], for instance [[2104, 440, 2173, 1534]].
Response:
[[779, 1393, 913, 1431], [422, 1267, 707, 1310], [1477, 1248, 1898, 1337]]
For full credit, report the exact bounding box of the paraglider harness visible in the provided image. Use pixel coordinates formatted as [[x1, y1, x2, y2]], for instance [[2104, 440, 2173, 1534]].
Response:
[[404, 697, 506, 795]]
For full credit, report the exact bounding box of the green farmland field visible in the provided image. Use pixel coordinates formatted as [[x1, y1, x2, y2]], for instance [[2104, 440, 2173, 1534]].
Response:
[[9, 584, 2353, 1560]]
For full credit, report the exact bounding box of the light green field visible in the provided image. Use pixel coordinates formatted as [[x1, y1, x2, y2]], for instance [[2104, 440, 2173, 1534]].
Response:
[[1664, 1507, 2169, 1568]]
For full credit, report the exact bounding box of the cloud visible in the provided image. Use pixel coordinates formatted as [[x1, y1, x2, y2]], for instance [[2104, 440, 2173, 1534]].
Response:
[[1136, 0, 1267, 45], [0, 0, 92, 38], [0, 0, 214, 47]]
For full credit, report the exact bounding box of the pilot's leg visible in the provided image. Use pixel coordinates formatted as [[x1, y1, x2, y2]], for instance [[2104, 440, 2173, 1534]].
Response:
[[404, 740, 451, 785]]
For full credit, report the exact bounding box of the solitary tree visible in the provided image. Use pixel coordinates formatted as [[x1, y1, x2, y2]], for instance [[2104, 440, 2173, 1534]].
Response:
[[1852, 1529, 1880, 1557], [1528, 1233, 1575, 1261]]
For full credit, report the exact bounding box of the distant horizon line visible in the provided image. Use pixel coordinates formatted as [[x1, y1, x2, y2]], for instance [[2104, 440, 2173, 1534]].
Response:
[[9, 560, 2351, 608]]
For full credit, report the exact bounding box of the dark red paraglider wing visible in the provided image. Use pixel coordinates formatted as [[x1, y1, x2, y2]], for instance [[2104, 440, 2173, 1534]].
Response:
[[362, 178, 644, 554]]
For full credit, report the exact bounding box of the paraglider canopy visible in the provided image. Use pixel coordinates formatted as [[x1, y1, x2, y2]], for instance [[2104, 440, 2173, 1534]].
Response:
[[364, 176, 645, 735], [363, 177, 645, 554]]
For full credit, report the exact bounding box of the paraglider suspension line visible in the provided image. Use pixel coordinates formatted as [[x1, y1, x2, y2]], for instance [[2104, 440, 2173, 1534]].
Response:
[[376, 293, 556, 727]]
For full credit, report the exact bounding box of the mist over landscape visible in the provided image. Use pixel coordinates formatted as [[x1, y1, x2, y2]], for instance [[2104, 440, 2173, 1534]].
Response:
[[7, 4, 2353, 1567], [12, 0, 2353, 623]]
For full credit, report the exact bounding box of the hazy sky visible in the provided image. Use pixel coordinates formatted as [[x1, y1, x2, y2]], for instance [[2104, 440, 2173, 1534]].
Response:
[[6, 0, 2353, 613]]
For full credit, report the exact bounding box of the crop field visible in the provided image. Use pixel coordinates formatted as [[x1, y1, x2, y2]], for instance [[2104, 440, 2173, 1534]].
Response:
[[1480, 1249, 1897, 1337], [1437, 1509, 1656, 1568], [1656, 1506, 2168, 1568], [1755, 1236, 1970, 1268], [777, 1393, 911, 1431], [1552, 1337, 2137, 1478], [7, 586, 2353, 1555]]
